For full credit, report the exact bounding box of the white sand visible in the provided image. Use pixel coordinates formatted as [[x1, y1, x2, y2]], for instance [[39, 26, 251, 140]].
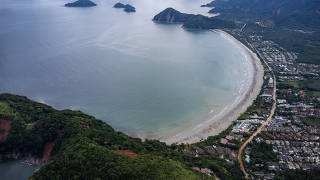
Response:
[[161, 30, 264, 144]]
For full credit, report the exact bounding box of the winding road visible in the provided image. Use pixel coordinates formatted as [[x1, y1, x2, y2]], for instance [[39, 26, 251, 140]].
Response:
[[237, 74, 277, 179]]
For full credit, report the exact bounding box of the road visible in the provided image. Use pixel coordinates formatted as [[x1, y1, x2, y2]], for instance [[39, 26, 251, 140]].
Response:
[[237, 74, 277, 179]]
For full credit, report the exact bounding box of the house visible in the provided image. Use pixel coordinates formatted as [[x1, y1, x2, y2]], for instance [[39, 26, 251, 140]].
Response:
[[183, 148, 192, 154], [205, 146, 216, 153], [277, 99, 287, 104], [220, 138, 228, 145], [196, 147, 204, 154], [311, 136, 319, 141], [226, 136, 234, 141], [192, 167, 213, 176], [200, 168, 213, 176], [192, 167, 200, 171]]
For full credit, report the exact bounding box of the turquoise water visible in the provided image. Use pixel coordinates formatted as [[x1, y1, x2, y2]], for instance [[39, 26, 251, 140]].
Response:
[[0, 0, 252, 139], [0, 0, 255, 178]]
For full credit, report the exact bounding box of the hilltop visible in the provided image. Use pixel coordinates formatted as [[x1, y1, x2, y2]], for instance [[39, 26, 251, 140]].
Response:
[[153, 8, 193, 23]]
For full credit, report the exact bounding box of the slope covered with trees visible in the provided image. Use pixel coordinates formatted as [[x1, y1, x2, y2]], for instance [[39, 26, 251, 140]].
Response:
[[205, 0, 320, 30], [0, 94, 245, 179]]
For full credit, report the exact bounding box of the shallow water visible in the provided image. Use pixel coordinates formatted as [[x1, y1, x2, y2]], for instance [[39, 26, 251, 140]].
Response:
[[0, 0, 252, 139], [0, 159, 39, 180]]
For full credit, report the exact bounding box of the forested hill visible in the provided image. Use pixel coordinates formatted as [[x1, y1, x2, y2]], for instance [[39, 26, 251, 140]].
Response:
[[0, 94, 243, 180], [205, 0, 320, 30]]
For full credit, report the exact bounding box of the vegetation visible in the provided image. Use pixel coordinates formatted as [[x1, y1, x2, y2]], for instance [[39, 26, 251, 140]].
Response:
[[0, 93, 248, 179], [32, 141, 201, 180], [0, 94, 205, 179], [301, 116, 320, 127], [278, 80, 320, 91], [182, 15, 236, 29], [206, 0, 320, 30], [249, 142, 277, 165]]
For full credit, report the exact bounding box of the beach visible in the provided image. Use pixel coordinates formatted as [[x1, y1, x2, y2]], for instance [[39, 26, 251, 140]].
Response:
[[162, 30, 264, 144], [0, 0, 265, 144]]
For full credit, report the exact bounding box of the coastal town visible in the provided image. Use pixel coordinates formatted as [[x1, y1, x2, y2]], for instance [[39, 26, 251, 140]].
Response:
[[182, 26, 320, 179], [243, 34, 319, 178]]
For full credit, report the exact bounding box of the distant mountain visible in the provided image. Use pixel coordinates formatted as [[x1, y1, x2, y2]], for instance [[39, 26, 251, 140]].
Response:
[[204, 0, 320, 29], [200, 1, 215, 8], [152, 8, 193, 23], [153, 8, 236, 29], [65, 0, 96, 7], [113, 2, 136, 13]]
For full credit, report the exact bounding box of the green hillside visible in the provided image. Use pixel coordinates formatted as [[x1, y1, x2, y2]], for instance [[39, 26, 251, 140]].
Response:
[[206, 0, 320, 29], [0, 94, 245, 179]]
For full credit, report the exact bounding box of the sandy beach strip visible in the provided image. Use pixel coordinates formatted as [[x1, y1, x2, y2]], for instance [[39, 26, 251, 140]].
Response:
[[161, 29, 264, 144]]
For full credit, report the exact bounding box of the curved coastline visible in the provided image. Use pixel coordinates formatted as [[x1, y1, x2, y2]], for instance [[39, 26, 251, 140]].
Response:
[[161, 29, 264, 144]]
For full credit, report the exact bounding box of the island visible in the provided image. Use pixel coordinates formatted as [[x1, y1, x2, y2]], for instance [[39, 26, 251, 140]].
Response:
[[153, 8, 236, 29], [65, 0, 97, 7], [113, 2, 126, 8], [113, 2, 136, 13]]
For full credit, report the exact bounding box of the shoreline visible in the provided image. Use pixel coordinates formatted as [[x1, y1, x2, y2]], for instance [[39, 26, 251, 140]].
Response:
[[161, 29, 264, 144]]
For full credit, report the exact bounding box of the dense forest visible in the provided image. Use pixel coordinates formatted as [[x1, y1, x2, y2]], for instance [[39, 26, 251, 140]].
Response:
[[182, 15, 236, 29]]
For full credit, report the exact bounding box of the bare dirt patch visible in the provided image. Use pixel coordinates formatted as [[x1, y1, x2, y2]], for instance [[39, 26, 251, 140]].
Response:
[[42, 142, 55, 163], [115, 150, 139, 157], [80, 124, 90, 129], [27, 121, 38, 126], [115, 150, 150, 158], [0, 118, 11, 142]]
